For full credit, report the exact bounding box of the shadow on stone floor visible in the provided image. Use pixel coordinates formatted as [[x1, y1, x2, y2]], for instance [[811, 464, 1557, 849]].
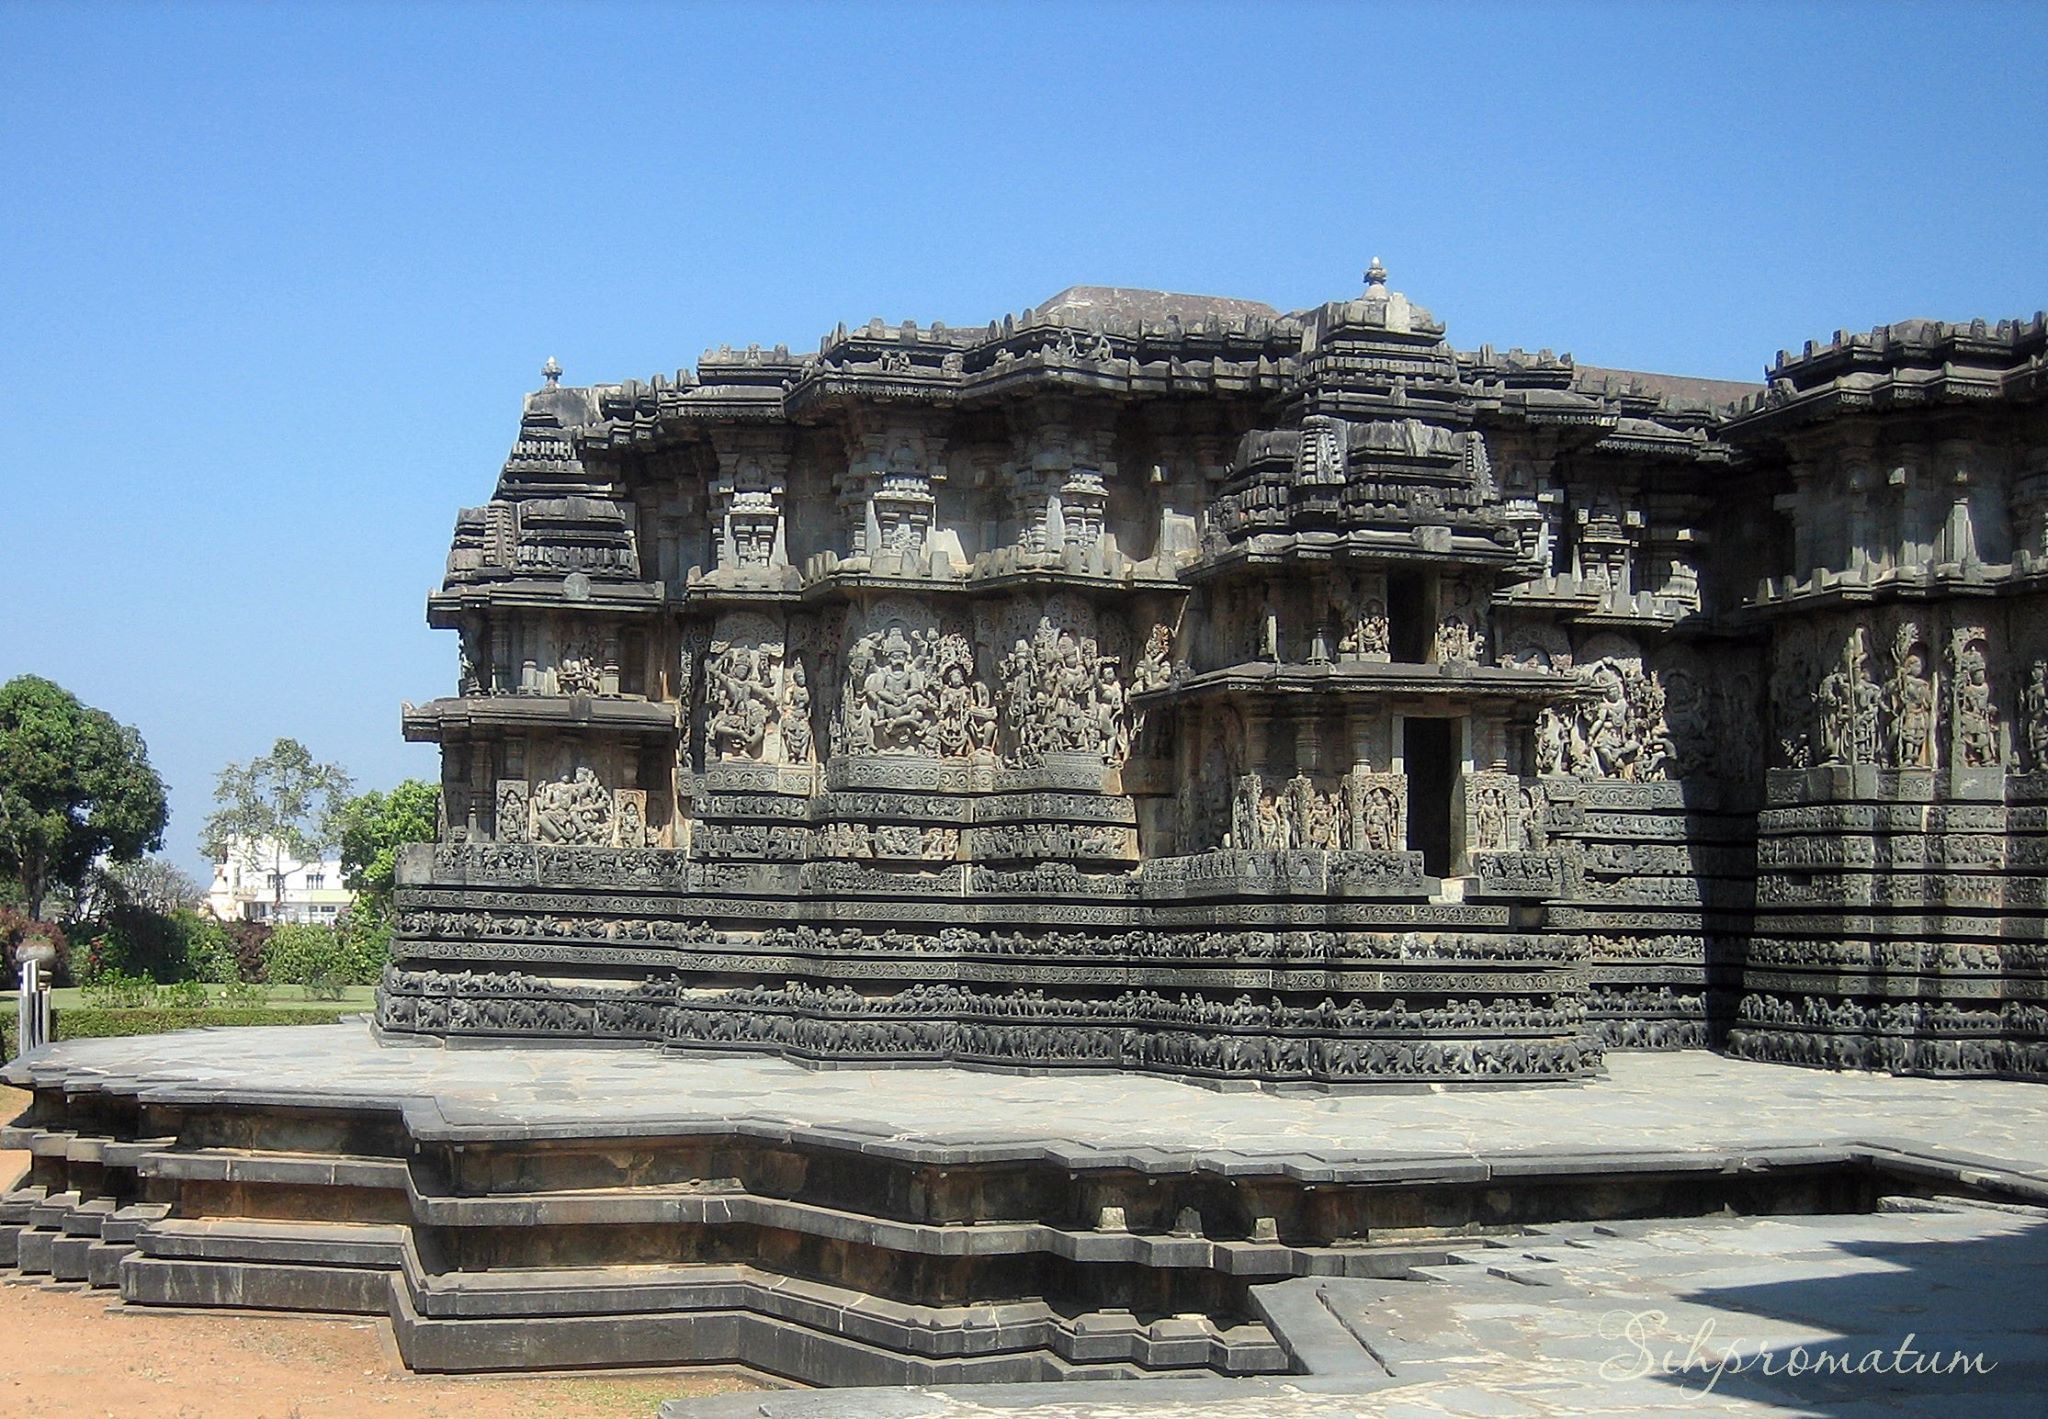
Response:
[[1633, 1209, 2048, 1416]]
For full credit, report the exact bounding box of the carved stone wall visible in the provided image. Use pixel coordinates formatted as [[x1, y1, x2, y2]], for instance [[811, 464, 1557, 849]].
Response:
[[395, 281, 2048, 1081]]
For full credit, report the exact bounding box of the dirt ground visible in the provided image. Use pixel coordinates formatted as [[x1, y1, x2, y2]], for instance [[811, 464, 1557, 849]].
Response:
[[1, 1085, 768, 1419]]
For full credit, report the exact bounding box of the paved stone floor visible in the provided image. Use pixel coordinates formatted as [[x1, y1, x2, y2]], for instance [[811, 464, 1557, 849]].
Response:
[[8, 1022, 2048, 1176], [11, 1026, 2048, 1417], [666, 1202, 2048, 1417]]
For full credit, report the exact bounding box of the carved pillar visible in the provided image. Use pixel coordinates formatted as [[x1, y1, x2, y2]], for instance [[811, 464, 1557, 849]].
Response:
[[1295, 712, 1325, 777], [1473, 709, 1510, 773], [1243, 705, 1275, 780], [466, 741, 489, 841], [1774, 466, 1814, 580], [489, 619, 512, 693], [1344, 707, 1377, 773]]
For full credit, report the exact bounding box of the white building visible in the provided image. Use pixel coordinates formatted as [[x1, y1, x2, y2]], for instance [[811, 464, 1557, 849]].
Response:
[[205, 838, 355, 925]]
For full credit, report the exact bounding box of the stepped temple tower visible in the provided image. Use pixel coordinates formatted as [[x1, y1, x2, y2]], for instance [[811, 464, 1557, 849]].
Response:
[[386, 267, 2048, 1083]]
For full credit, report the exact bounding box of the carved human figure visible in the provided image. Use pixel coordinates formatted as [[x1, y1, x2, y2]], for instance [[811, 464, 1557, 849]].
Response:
[[1815, 666, 1852, 766], [779, 662, 814, 763], [495, 782, 528, 844], [615, 793, 645, 848], [1230, 773, 1261, 849], [1474, 788, 1507, 852], [2026, 662, 2048, 773], [1534, 705, 1570, 776], [1255, 791, 1290, 850], [1584, 668, 1637, 778], [863, 629, 936, 753], [1363, 785, 1398, 852], [1088, 660, 1129, 765], [1049, 632, 1090, 751], [967, 681, 998, 756], [1304, 787, 1338, 849], [707, 646, 777, 760], [1132, 623, 1174, 693], [1875, 642, 1925, 765], [1631, 674, 1675, 781], [557, 652, 602, 697], [1340, 598, 1390, 660], [532, 768, 611, 846], [1434, 615, 1485, 666], [1952, 636, 2000, 767], [934, 659, 981, 759], [1771, 641, 1819, 768]]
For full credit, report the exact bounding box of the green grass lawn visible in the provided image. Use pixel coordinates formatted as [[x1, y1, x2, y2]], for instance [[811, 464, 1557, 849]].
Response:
[[4, 985, 377, 1011]]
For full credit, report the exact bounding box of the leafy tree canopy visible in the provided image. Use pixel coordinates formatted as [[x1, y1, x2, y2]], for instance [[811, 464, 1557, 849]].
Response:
[[201, 738, 353, 902], [0, 675, 168, 919], [335, 779, 439, 920]]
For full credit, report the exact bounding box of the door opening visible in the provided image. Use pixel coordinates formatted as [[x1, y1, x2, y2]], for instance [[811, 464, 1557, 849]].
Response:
[[1404, 717, 1459, 878], [1387, 573, 1431, 663]]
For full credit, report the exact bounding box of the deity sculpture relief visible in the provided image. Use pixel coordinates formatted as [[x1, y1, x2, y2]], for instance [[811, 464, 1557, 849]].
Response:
[[613, 790, 647, 849], [2025, 662, 2048, 773], [780, 662, 815, 764], [935, 656, 997, 759], [1472, 782, 1509, 851], [557, 635, 603, 696], [1343, 769, 1409, 847], [531, 767, 613, 846], [1814, 630, 1882, 767], [1773, 641, 1816, 768], [1534, 705, 1570, 776], [998, 617, 1129, 767], [1340, 598, 1391, 660], [830, 625, 982, 759], [1229, 772, 1260, 850], [707, 645, 779, 760], [1883, 626, 1935, 769], [1537, 659, 1673, 781], [1583, 665, 1639, 778], [1131, 623, 1174, 693], [1950, 630, 2000, 767], [1433, 615, 1486, 665], [1467, 774, 1540, 855], [495, 780, 529, 844]]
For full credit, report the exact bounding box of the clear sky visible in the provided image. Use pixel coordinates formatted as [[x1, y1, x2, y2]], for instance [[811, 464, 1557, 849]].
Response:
[[4, 1, 2044, 877]]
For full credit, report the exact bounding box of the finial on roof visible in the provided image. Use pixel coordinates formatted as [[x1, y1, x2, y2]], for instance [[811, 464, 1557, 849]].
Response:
[[1364, 257, 1388, 292], [542, 356, 563, 388]]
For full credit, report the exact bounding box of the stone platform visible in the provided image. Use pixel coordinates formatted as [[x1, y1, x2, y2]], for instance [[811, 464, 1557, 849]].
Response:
[[5, 1024, 2048, 1391]]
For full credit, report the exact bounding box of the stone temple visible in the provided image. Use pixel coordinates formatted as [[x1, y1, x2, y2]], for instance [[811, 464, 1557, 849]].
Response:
[[8, 268, 2048, 1401], [384, 264, 2048, 1083]]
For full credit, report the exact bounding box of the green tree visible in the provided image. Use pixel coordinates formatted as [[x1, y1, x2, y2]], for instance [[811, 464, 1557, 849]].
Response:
[[334, 779, 439, 921], [201, 738, 353, 919], [103, 855, 206, 915], [0, 676, 169, 919], [262, 921, 364, 997]]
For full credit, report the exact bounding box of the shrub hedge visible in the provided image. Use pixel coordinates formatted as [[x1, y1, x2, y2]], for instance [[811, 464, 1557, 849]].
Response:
[[3, 1005, 360, 1061]]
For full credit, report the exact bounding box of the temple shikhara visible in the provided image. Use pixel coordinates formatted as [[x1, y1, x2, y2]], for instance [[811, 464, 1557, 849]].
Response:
[[386, 264, 2048, 1083]]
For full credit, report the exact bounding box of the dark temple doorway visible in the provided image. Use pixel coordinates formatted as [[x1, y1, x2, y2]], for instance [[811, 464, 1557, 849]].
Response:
[[1404, 716, 1458, 878], [1388, 572, 1431, 663]]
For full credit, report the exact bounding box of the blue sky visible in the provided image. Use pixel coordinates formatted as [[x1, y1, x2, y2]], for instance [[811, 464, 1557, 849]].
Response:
[[4, 1, 2044, 877]]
